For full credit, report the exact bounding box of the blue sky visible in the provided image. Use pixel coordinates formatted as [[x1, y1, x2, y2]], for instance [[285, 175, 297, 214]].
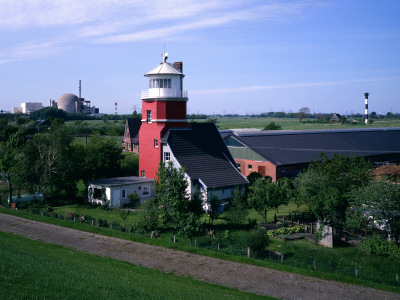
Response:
[[0, 0, 399, 115]]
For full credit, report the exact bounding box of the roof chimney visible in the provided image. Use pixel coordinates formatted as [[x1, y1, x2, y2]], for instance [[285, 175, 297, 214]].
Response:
[[173, 62, 183, 73]]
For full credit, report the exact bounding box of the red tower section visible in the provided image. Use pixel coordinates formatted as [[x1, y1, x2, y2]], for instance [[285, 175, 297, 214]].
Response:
[[138, 54, 190, 179]]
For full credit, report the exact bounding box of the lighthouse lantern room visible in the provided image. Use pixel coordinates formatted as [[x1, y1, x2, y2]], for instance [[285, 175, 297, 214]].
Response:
[[138, 53, 190, 179]]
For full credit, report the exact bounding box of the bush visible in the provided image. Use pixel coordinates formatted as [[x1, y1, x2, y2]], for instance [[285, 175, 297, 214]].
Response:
[[362, 234, 400, 261], [267, 225, 304, 236], [263, 122, 282, 130], [235, 229, 269, 250]]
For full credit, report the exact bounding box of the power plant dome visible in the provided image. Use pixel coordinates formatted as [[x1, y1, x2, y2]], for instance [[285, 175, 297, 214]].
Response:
[[57, 93, 78, 113]]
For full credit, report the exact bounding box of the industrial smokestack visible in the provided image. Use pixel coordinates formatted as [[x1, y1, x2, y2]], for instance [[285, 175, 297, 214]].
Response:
[[115, 102, 117, 115], [364, 93, 369, 125], [79, 80, 82, 98]]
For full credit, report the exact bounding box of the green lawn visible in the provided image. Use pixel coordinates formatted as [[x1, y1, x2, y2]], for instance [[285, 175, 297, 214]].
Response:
[[193, 117, 400, 130], [0, 231, 270, 300]]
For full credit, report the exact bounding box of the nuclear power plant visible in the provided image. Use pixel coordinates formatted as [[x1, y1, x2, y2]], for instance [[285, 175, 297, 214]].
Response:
[[51, 80, 100, 115]]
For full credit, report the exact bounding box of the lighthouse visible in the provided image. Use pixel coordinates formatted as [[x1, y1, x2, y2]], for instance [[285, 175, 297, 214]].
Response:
[[138, 53, 190, 179]]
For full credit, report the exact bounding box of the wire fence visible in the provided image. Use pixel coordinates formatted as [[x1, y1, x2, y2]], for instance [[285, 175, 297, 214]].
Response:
[[22, 208, 400, 287]]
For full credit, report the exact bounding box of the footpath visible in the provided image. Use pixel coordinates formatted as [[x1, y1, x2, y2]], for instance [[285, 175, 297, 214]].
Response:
[[0, 213, 399, 300]]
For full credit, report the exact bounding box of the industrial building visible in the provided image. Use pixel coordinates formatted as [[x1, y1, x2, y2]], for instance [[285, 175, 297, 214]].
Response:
[[222, 128, 400, 181], [13, 102, 43, 114]]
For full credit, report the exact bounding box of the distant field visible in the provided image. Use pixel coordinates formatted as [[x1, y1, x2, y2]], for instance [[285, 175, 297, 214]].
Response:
[[0, 231, 268, 300], [193, 117, 400, 130]]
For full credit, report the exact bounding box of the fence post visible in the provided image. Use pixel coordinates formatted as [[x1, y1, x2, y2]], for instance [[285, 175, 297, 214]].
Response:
[[355, 267, 358, 278], [217, 243, 220, 251], [57, 213, 59, 219], [247, 247, 250, 258], [73, 216, 76, 222], [396, 274, 399, 283], [110, 223, 112, 229], [297, 219, 300, 226], [314, 259, 317, 270], [151, 231, 154, 238], [194, 240, 197, 247], [173, 235, 176, 243], [274, 213, 277, 223], [311, 223, 313, 234], [281, 254, 284, 264]]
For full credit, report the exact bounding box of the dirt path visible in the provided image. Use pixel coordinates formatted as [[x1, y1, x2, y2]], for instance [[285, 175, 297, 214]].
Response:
[[0, 213, 399, 300]]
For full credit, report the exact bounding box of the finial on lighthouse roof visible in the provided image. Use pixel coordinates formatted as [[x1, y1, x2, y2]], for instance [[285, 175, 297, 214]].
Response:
[[161, 52, 168, 63]]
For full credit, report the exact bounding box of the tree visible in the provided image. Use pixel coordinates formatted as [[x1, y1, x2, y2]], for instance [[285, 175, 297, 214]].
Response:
[[263, 122, 282, 130], [134, 199, 159, 233], [246, 172, 262, 186], [298, 107, 310, 123], [154, 161, 190, 230], [0, 130, 26, 204], [207, 192, 220, 225], [225, 187, 248, 224], [350, 179, 400, 245], [116, 208, 130, 228], [293, 153, 372, 235], [248, 177, 289, 223]]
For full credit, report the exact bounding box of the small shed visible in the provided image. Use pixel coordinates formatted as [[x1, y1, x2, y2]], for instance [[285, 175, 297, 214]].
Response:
[[88, 176, 154, 208]]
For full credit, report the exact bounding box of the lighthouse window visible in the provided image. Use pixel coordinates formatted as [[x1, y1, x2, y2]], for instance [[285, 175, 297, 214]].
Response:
[[147, 110, 152, 122], [154, 139, 158, 147], [150, 79, 171, 89]]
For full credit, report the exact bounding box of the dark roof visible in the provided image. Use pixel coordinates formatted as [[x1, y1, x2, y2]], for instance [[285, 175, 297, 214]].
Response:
[[228, 127, 400, 166], [89, 176, 153, 187], [123, 118, 141, 143], [164, 123, 248, 188]]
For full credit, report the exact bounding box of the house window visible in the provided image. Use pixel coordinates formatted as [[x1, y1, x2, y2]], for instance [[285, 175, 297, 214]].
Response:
[[121, 189, 126, 199], [154, 139, 158, 147], [281, 167, 286, 173], [147, 110, 152, 122], [237, 163, 241, 169], [143, 186, 149, 195], [164, 152, 170, 161], [248, 164, 253, 170], [141, 170, 145, 177]]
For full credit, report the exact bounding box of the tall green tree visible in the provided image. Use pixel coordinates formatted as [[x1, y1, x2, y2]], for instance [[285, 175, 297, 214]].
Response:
[[225, 187, 248, 224], [293, 153, 372, 235], [154, 161, 190, 230], [350, 179, 400, 245], [248, 177, 289, 223], [0, 130, 26, 203]]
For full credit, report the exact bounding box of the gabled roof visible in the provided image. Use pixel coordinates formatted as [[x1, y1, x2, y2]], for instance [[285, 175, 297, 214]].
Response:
[[225, 128, 400, 166], [164, 123, 248, 188], [89, 176, 153, 187], [145, 62, 183, 76], [123, 118, 141, 143]]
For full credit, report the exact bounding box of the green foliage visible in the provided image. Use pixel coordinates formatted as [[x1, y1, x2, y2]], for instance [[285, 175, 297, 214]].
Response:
[[121, 154, 139, 176], [207, 192, 220, 225], [235, 229, 269, 250], [225, 187, 248, 224], [29, 107, 68, 120], [293, 153, 372, 235], [134, 199, 159, 233], [155, 161, 190, 230], [263, 122, 282, 130], [115, 208, 130, 227], [246, 171, 262, 186], [350, 179, 400, 243], [188, 191, 204, 218], [362, 234, 400, 262], [181, 213, 205, 241], [248, 177, 289, 223], [128, 192, 140, 208], [267, 225, 304, 236]]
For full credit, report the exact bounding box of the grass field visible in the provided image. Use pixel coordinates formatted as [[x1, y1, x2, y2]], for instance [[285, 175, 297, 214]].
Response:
[[0, 231, 270, 300], [193, 117, 400, 130]]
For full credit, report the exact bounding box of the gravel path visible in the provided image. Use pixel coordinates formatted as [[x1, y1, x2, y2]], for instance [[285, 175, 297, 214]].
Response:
[[1, 213, 399, 300]]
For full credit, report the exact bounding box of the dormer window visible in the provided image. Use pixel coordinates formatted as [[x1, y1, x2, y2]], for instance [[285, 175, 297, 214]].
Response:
[[149, 79, 171, 88]]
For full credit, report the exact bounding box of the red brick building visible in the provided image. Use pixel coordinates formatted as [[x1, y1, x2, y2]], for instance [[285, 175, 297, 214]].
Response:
[[121, 118, 141, 153]]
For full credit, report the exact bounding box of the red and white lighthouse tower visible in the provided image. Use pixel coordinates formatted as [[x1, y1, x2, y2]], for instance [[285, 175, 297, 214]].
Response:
[[138, 53, 190, 179]]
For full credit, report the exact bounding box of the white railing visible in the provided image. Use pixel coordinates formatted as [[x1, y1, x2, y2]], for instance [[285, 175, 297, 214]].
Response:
[[141, 89, 188, 99]]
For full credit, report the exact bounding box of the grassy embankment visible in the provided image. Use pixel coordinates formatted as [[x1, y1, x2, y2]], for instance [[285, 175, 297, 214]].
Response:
[[0, 231, 270, 300], [2, 206, 400, 293]]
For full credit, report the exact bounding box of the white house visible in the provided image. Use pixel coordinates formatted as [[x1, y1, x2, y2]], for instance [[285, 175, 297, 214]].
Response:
[[88, 176, 154, 208]]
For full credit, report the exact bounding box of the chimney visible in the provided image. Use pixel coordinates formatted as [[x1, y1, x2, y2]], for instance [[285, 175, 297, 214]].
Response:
[[364, 93, 369, 125], [173, 62, 183, 73], [79, 80, 82, 98]]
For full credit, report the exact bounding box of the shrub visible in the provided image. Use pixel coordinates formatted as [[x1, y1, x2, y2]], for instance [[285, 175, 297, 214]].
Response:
[[263, 122, 282, 130], [236, 229, 269, 250], [362, 234, 400, 261], [267, 225, 304, 236]]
